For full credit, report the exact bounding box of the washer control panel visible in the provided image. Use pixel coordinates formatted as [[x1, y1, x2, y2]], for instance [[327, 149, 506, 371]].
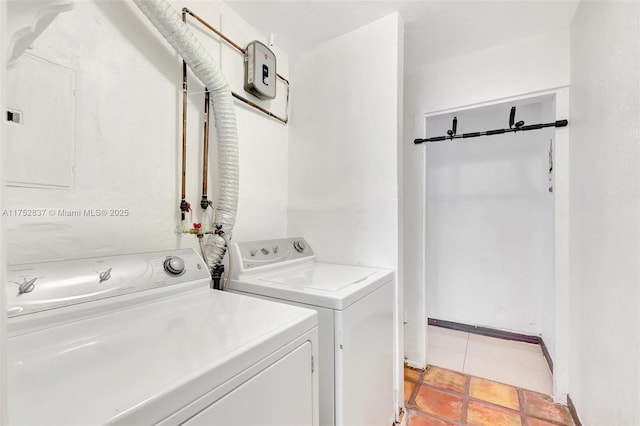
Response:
[[6, 249, 209, 318], [232, 237, 314, 272]]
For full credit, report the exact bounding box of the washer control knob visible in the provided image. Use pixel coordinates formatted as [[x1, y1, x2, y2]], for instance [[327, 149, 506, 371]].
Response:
[[163, 256, 186, 276], [99, 268, 113, 282], [250, 249, 257, 257], [273, 246, 279, 254], [18, 277, 38, 295], [261, 248, 270, 255], [293, 240, 306, 253]]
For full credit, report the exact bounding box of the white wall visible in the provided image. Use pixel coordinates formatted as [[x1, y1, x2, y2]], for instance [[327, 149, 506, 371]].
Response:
[[424, 101, 554, 336], [569, 2, 640, 423], [287, 12, 403, 414], [3, 0, 290, 265], [288, 13, 402, 271], [0, 1, 7, 422], [404, 28, 570, 368]]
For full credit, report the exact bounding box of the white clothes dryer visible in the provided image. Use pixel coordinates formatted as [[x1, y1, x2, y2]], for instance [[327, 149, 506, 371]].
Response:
[[6, 249, 319, 426], [228, 238, 395, 426]]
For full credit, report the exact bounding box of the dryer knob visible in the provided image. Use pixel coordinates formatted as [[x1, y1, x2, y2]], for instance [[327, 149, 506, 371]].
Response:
[[17, 277, 37, 295], [293, 240, 306, 253], [99, 268, 113, 282], [164, 256, 186, 276]]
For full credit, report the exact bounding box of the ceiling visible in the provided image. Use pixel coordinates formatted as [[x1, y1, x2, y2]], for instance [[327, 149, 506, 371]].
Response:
[[224, 0, 580, 71]]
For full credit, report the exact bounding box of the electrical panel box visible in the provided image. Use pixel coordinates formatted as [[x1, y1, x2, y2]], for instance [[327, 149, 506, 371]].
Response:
[[6, 53, 75, 189], [244, 40, 276, 100]]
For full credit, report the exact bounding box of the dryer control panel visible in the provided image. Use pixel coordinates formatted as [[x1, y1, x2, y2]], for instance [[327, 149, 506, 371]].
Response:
[[6, 249, 210, 320], [231, 237, 314, 274]]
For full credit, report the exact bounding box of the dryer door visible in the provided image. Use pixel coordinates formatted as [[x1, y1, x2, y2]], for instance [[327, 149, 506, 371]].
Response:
[[183, 341, 314, 426]]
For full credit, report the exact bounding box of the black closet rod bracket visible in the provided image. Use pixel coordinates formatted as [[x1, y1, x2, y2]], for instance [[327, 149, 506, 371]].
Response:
[[414, 119, 568, 145], [509, 106, 525, 130], [447, 116, 457, 140]]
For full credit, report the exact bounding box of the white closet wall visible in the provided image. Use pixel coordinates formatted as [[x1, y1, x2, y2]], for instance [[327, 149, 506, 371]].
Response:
[[425, 100, 555, 341]]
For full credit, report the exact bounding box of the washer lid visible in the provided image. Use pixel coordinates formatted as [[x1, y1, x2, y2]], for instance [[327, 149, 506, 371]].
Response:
[[7, 289, 317, 426], [260, 263, 378, 291], [230, 263, 394, 310]]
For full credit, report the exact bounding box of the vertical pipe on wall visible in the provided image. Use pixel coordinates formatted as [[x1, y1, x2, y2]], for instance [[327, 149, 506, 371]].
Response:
[[201, 89, 209, 209], [133, 0, 239, 269], [179, 8, 188, 221]]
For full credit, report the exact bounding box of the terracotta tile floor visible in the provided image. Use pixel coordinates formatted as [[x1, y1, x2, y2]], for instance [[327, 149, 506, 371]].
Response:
[[404, 365, 574, 426]]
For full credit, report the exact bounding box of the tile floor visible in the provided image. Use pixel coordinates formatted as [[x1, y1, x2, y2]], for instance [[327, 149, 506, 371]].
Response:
[[427, 326, 553, 395], [404, 365, 574, 426]]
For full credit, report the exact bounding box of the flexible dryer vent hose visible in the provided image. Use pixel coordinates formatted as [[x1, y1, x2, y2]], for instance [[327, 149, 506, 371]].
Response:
[[132, 0, 239, 269]]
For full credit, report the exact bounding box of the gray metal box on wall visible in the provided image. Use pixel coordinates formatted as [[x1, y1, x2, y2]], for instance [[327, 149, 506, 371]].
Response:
[[244, 41, 276, 100]]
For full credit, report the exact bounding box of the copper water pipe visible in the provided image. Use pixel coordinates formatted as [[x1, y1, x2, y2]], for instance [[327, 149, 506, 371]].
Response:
[[180, 9, 188, 220], [183, 7, 244, 54], [182, 7, 290, 89], [182, 7, 290, 130], [201, 89, 210, 209], [231, 92, 285, 123]]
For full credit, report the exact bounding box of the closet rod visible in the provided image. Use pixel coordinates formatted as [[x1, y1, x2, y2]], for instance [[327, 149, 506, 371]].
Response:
[[413, 119, 568, 144]]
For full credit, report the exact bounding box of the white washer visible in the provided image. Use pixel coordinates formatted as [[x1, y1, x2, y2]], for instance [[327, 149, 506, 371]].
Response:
[[6, 249, 319, 425], [228, 238, 395, 426]]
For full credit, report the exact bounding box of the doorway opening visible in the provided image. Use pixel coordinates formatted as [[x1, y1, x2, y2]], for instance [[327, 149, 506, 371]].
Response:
[[422, 94, 561, 395]]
